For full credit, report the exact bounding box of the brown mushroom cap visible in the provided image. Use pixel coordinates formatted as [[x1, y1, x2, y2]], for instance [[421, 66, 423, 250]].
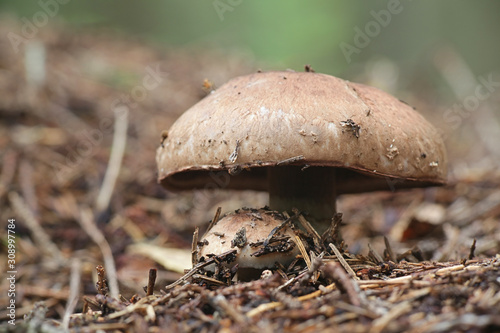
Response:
[[156, 71, 447, 193], [198, 209, 299, 271]]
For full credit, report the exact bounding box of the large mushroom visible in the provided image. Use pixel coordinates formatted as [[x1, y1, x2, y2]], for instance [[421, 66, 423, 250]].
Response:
[[157, 71, 447, 236]]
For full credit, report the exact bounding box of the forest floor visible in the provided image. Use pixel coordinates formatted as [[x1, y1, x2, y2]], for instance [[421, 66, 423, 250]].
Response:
[[1, 20, 499, 332]]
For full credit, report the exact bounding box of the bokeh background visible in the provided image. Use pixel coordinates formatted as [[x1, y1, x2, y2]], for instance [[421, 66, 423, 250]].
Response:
[[1, 0, 500, 323], [3, 1, 500, 73], [3, 0, 500, 74]]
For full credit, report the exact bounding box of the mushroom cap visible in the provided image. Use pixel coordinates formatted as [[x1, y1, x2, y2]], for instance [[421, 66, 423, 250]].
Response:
[[157, 71, 447, 193], [198, 209, 299, 270]]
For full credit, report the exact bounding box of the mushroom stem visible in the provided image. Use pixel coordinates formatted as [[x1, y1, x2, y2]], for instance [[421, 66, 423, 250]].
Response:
[[268, 166, 336, 234]]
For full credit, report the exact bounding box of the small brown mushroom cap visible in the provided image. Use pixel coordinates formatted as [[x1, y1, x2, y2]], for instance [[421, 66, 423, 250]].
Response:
[[157, 71, 447, 193], [198, 209, 299, 270]]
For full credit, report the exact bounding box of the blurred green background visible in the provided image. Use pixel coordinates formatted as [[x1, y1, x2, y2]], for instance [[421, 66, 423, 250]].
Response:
[[2, 0, 499, 76]]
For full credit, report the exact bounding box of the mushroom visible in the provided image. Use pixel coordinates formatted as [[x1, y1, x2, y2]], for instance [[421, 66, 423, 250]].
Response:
[[157, 70, 447, 234], [198, 208, 299, 280]]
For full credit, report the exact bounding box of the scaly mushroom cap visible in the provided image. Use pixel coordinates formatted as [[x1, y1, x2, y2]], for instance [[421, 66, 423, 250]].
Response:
[[157, 71, 447, 193], [198, 208, 299, 270]]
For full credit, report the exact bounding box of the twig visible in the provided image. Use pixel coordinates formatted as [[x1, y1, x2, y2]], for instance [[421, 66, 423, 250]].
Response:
[[294, 234, 311, 270], [333, 300, 378, 319], [369, 301, 412, 333], [209, 294, 247, 324], [146, 269, 157, 296], [276, 269, 309, 292], [395, 287, 432, 303], [62, 259, 81, 330], [322, 213, 343, 245], [468, 238, 477, 260], [96, 265, 109, 296], [192, 274, 227, 286], [164, 249, 237, 291], [321, 261, 362, 307], [292, 208, 322, 250], [368, 243, 384, 264], [82, 296, 101, 310], [409, 313, 500, 333], [95, 105, 129, 214], [263, 212, 295, 247], [9, 191, 64, 261], [357, 276, 414, 288], [192, 227, 199, 267], [107, 295, 157, 320], [247, 281, 338, 318], [383, 236, 397, 262], [296, 252, 324, 286], [434, 264, 465, 276], [271, 290, 302, 309], [329, 243, 358, 280], [245, 299, 286, 318], [205, 207, 221, 236], [79, 208, 119, 299]]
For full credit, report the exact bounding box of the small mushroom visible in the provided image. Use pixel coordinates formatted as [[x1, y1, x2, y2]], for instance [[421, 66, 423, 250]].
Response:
[[198, 208, 298, 280], [157, 71, 447, 234]]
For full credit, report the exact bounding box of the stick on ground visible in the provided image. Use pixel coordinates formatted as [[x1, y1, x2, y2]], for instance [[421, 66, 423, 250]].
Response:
[[79, 208, 120, 299], [62, 259, 81, 330], [95, 105, 129, 215], [146, 269, 157, 296], [9, 191, 64, 261]]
